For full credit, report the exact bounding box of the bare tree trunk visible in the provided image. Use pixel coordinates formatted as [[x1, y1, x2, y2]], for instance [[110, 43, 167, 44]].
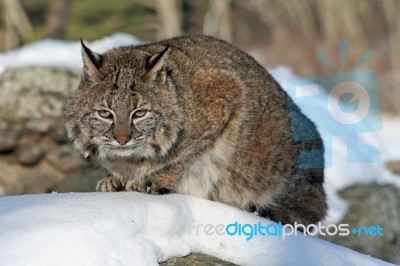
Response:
[[318, 0, 340, 45], [382, 0, 400, 79], [1, 0, 32, 50], [156, 0, 182, 38], [45, 0, 70, 39], [203, 0, 232, 42], [318, 0, 366, 46], [381, 0, 400, 113], [279, 1, 316, 40]]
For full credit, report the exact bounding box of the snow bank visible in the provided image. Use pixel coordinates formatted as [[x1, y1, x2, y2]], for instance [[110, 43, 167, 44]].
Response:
[[376, 115, 400, 161], [0, 33, 140, 74], [0, 193, 392, 266]]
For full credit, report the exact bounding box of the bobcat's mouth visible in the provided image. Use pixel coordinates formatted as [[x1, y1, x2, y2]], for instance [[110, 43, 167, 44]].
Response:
[[108, 144, 137, 150], [100, 143, 155, 159]]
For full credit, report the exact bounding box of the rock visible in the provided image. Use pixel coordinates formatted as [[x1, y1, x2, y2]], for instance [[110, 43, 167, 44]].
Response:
[[0, 159, 23, 195], [0, 66, 79, 119], [48, 123, 68, 144], [0, 185, 5, 196], [0, 66, 89, 196], [322, 184, 400, 264], [0, 130, 18, 153], [386, 161, 400, 175], [53, 165, 105, 193], [18, 145, 47, 166], [0, 121, 22, 153], [161, 253, 237, 266], [24, 118, 68, 144], [0, 160, 64, 195], [25, 118, 54, 134], [46, 145, 87, 173]]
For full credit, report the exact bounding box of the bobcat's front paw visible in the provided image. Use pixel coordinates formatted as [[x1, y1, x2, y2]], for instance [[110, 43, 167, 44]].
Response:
[[125, 178, 173, 195], [125, 179, 175, 195], [147, 179, 175, 195], [96, 176, 125, 192], [125, 179, 150, 193], [125, 179, 172, 194]]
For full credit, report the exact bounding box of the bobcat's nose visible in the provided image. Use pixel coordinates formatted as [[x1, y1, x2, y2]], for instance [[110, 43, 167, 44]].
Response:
[[115, 135, 130, 145]]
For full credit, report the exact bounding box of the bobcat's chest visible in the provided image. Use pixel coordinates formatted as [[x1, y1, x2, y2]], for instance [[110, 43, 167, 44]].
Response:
[[177, 139, 230, 198]]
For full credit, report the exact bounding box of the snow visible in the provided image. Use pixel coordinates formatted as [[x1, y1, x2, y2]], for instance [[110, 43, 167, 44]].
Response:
[[0, 193, 392, 266], [0, 33, 140, 73], [376, 115, 400, 161], [0, 33, 399, 265]]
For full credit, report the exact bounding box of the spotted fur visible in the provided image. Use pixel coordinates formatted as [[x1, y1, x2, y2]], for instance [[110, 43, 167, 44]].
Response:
[[64, 36, 327, 226]]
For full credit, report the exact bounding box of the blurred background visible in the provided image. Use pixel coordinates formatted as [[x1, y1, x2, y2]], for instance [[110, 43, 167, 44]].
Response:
[[0, 0, 400, 263], [1, 0, 400, 113]]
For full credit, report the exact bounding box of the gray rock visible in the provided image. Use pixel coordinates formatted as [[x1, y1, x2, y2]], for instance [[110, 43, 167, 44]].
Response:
[[322, 184, 400, 264], [0, 130, 18, 153], [0, 66, 96, 196], [0, 159, 64, 195], [49, 123, 68, 144], [387, 161, 400, 175], [161, 253, 237, 266], [46, 145, 87, 173], [18, 145, 47, 166], [54, 165, 105, 193], [25, 119, 53, 133], [0, 120, 23, 153], [0, 66, 80, 119]]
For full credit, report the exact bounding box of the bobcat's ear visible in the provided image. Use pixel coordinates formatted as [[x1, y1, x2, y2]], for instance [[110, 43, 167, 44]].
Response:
[[81, 39, 102, 82], [146, 45, 170, 83]]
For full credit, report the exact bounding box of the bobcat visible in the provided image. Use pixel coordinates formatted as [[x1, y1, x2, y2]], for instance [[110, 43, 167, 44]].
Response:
[[64, 35, 327, 226]]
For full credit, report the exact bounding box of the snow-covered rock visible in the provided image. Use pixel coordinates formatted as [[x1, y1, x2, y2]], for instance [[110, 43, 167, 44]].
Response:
[[0, 192, 392, 266]]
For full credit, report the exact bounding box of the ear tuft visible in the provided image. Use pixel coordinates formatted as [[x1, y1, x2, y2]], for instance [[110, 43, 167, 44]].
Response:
[[146, 45, 170, 82], [81, 39, 102, 82]]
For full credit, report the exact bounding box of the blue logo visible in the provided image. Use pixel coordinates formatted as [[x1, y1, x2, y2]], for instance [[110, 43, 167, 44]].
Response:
[[339, 92, 359, 113], [286, 39, 382, 167]]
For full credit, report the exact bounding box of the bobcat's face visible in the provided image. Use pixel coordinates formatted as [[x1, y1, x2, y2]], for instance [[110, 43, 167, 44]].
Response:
[[64, 44, 182, 160]]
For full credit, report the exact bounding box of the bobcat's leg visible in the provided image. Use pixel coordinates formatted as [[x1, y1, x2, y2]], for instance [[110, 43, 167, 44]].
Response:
[[263, 179, 327, 226], [96, 176, 126, 192]]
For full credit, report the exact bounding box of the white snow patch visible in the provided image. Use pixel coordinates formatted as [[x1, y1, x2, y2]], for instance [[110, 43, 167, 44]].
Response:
[[0, 193, 392, 266], [376, 115, 400, 161], [0, 33, 140, 74]]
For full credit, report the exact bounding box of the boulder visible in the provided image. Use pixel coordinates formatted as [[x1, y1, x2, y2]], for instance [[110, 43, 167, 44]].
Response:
[[0, 66, 103, 195], [0, 66, 80, 119], [322, 184, 400, 264]]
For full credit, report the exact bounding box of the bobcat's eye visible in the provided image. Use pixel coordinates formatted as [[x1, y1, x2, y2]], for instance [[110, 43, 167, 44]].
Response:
[[98, 110, 113, 119], [132, 110, 147, 119]]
